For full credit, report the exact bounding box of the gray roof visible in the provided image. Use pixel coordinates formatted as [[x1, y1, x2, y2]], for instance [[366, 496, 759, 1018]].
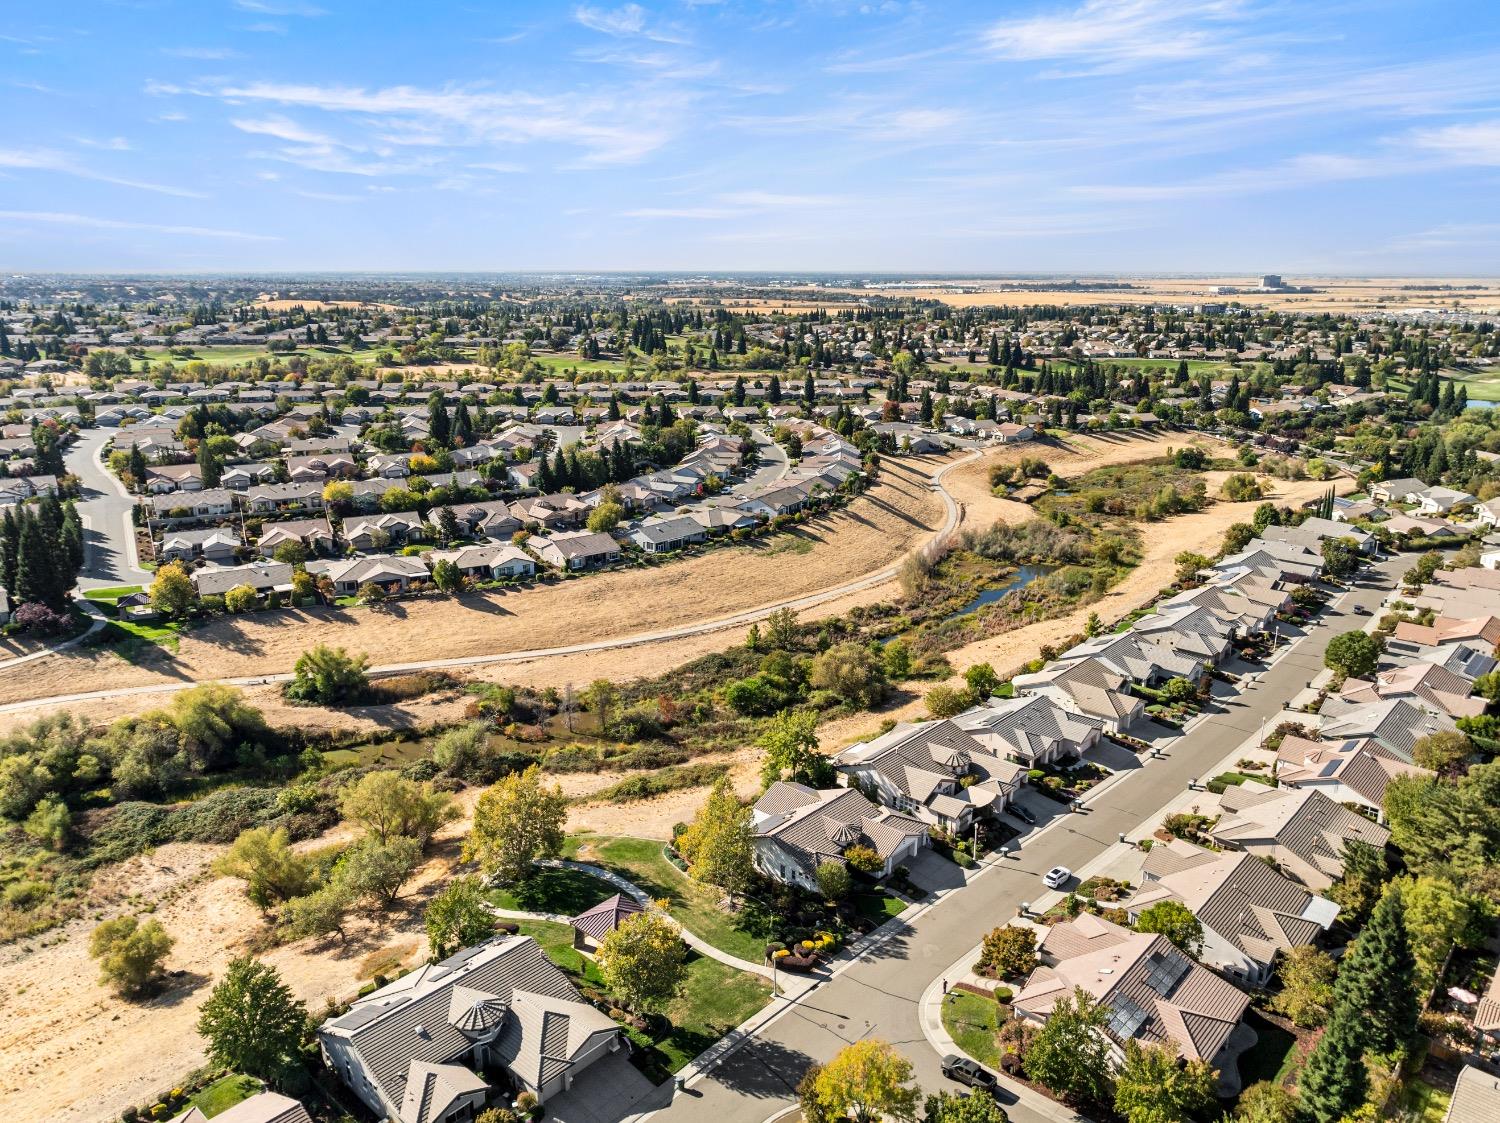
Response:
[[1446, 1065, 1500, 1123]]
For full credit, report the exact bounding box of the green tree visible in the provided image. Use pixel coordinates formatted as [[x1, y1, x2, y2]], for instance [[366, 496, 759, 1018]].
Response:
[[963, 663, 1000, 701], [1394, 874, 1484, 994], [1269, 944, 1336, 1028], [1022, 987, 1113, 1106], [1113, 1039, 1215, 1123], [338, 836, 424, 907], [1328, 838, 1389, 924], [278, 881, 355, 944], [224, 584, 258, 613], [1412, 730, 1473, 775], [196, 956, 308, 1085], [809, 642, 888, 708], [765, 606, 799, 648], [214, 827, 316, 911], [1174, 551, 1209, 583], [430, 722, 495, 782], [978, 924, 1038, 979], [586, 501, 624, 532], [149, 560, 198, 618], [463, 764, 567, 885], [89, 916, 174, 997], [285, 643, 369, 705], [338, 770, 457, 848], [431, 558, 462, 593], [1329, 885, 1418, 1056], [1323, 630, 1381, 679], [925, 684, 977, 719], [1134, 900, 1203, 956], [1296, 1000, 1367, 1123], [757, 709, 825, 786], [1319, 537, 1361, 579], [815, 860, 851, 902], [811, 1039, 921, 1123], [23, 794, 71, 851], [676, 774, 754, 896], [922, 1090, 1009, 1123], [1233, 1081, 1299, 1123], [424, 875, 495, 961], [596, 911, 686, 1013]]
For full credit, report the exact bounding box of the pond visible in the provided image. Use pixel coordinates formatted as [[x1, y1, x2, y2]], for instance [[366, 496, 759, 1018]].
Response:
[[946, 564, 1057, 620]]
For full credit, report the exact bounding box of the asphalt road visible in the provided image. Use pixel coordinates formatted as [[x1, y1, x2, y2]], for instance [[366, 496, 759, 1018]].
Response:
[[640, 555, 1404, 1123], [66, 428, 155, 590]]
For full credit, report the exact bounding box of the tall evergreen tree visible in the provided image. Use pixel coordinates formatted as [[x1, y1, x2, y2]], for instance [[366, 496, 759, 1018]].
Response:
[[1296, 1005, 1368, 1123], [428, 391, 451, 448], [1332, 885, 1418, 1055]]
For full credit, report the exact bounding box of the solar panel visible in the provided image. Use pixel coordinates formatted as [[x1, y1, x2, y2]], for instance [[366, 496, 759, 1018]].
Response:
[[1143, 951, 1190, 996], [1106, 997, 1148, 1040]]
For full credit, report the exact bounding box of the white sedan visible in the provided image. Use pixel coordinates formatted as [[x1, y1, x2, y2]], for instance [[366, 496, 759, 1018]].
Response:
[[1042, 866, 1073, 889]]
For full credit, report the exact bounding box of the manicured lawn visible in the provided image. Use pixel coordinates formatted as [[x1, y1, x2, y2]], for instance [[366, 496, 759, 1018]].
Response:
[[626, 953, 773, 1080], [1404, 1077, 1452, 1123], [566, 834, 774, 963], [487, 866, 618, 917], [942, 992, 1004, 1068], [187, 1074, 262, 1117], [83, 585, 142, 602], [853, 888, 907, 926], [1234, 1010, 1301, 1090], [1206, 772, 1275, 794], [100, 617, 186, 655]]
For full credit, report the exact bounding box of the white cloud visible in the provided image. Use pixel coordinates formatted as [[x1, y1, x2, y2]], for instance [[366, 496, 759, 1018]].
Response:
[[1412, 120, 1500, 167], [575, 4, 647, 36], [1385, 223, 1500, 252], [573, 3, 688, 43], [230, 114, 336, 146], [985, 0, 1251, 70], [0, 148, 205, 197], [0, 210, 276, 240], [294, 189, 362, 202], [207, 79, 686, 166], [625, 189, 846, 219], [74, 136, 132, 151], [232, 0, 324, 16]]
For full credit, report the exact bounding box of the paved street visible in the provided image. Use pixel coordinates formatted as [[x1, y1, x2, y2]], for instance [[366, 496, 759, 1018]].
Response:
[[66, 427, 155, 589], [639, 555, 1404, 1123]]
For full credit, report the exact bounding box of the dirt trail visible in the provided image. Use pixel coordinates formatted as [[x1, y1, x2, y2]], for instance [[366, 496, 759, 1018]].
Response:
[[3, 458, 945, 711]]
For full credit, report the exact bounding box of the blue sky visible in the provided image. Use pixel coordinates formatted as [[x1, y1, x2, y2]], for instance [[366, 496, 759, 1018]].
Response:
[[3, 0, 1499, 273]]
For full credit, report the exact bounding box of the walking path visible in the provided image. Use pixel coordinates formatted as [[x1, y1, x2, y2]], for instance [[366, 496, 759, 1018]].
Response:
[[0, 451, 982, 716]]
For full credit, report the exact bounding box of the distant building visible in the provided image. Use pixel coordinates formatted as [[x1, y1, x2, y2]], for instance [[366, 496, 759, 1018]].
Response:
[[1260, 275, 1284, 290]]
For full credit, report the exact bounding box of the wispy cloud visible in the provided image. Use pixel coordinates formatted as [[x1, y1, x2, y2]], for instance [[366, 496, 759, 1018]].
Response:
[[232, 0, 324, 16], [0, 148, 204, 197], [0, 210, 276, 240], [573, 3, 686, 42], [74, 136, 132, 151], [1412, 120, 1500, 167], [1384, 223, 1500, 252], [625, 189, 845, 219], [985, 0, 1254, 71], [230, 114, 336, 146]]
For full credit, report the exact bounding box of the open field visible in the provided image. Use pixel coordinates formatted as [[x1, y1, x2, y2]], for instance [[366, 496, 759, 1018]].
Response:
[[0, 455, 947, 715], [794, 276, 1500, 314]]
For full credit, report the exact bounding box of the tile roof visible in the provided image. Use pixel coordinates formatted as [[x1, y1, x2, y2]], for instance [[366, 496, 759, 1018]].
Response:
[[1445, 1065, 1500, 1123], [1211, 786, 1389, 882], [1015, 914, 1249, 1062]]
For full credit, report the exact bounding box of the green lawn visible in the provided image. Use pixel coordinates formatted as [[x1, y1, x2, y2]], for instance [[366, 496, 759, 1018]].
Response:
[[100, 617, 186, 654], [83, 585, 143, 602], [853, 888, 907, 926], [942, 992, 1004, 1068], [1404, 1077, 1453, 1123], [1234, 1010, 1301, 1090], [487, 866, 618, 917], [626, 954, 773, 1081], [187, 1074, 262, 1117], [566, 834, 774, 963]]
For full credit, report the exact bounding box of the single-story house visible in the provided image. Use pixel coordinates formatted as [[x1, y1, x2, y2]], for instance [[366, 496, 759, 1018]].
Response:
[[528, 530, 621, 570], [751, 782, 929, 891]]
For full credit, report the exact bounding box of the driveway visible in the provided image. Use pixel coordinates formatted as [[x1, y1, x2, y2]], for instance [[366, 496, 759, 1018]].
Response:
[[902, 848, 965, 895], [545, 1050, 660, 1123], [65, 428, 154, 590]]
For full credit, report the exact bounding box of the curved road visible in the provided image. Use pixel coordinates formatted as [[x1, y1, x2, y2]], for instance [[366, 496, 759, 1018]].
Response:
[[0, 450, 980, 715]]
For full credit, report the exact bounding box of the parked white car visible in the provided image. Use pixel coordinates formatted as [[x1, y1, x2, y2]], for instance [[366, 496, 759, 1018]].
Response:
[[1043, 866, 1073, 889]]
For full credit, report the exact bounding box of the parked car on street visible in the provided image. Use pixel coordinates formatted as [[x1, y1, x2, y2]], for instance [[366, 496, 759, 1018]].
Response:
[[942, 1054, 1000, 1095], [1043, 865, 1072, 889]]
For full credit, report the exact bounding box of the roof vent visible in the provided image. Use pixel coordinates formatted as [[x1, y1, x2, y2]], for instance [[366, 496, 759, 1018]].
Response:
[[1099, 968, 1113, 974], [414, 1024, 429, 1038]]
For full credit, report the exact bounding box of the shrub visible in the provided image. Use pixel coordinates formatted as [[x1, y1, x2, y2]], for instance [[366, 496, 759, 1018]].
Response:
[[925, 684, 976, 718], [90, 915, 174, 996]]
